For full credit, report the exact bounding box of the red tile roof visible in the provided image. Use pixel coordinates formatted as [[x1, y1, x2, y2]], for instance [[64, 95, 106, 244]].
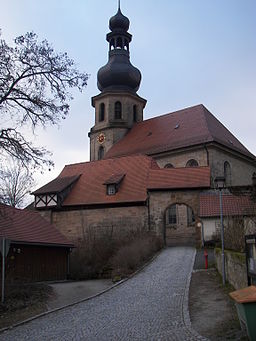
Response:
[[33, 175, 80, 195], [148, 167, 210, 190], [105, 104, 255, 160], [59, 155, 159, 206], [103, 173, 125, 185], [0, 204, 73, 247], [200, 194, 256, 217], [36, 155, 211, 206]]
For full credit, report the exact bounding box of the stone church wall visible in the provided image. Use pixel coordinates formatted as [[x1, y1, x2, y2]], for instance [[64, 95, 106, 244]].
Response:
[[155, 147, 208, 168], [148, 190, 202, 246], [50, 205, 148, 245], [208, 147, 256, 187]]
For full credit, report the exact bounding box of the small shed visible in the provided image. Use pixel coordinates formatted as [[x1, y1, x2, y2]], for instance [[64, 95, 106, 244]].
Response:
[[0, 204, 74, 282]]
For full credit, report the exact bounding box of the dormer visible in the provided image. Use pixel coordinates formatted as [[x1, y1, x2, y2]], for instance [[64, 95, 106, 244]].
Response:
[[33, 175, 80, 209], [103, 173, 125, 195]]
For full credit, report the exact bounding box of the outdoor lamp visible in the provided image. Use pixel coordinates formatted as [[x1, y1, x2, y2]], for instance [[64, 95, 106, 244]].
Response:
[[214, 176, 225, 189]]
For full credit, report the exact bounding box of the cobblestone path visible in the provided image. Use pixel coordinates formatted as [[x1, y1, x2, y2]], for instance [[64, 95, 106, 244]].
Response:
[[0, 247, 208, 340]]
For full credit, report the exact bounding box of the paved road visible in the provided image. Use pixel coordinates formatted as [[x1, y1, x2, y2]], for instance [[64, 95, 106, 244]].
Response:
[[0, 247, 207, 340]]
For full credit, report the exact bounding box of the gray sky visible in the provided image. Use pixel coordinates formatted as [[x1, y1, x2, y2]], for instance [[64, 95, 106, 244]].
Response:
[[1, 0, 256, 189]]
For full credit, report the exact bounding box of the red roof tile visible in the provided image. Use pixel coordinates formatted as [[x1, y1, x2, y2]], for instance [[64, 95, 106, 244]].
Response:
[[0, 204, 73, 246], [148, 167, 211, 190], [105, 104, 255, 160], [200, 194, 256, 217], [60, 155, 159, 206], [33, 175, 80, 195], [36, 155, 211, 206], [103, 173, 125, 185]]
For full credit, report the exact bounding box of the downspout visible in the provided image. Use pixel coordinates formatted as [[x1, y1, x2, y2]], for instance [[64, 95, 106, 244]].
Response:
[[204, 144, 209, 166], [67, 249, 71, 279]]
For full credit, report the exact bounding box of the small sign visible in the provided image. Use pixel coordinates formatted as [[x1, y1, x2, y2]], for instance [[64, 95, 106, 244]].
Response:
[[0, 239, 11, 257], [246, 238, 256, 244]]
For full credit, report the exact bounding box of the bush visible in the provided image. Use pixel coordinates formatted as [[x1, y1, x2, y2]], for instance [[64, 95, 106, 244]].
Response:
[[69, 229, 163, 280], [224, 216, 245, 252], [110, 233, 163, 278]]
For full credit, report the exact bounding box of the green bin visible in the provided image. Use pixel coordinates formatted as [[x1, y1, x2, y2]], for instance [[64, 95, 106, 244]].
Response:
[[230, 286, 256, 341]]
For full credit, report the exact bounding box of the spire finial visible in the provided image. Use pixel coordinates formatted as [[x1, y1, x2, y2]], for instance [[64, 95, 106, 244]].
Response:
[[118, 0, 120, 10]]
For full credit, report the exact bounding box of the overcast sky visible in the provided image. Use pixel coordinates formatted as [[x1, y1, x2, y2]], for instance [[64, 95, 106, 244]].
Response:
[[1, 0, 256, 190]]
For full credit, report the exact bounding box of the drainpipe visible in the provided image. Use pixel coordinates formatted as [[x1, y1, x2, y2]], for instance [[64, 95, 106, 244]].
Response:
[[204, 144, 209, 166], [201, 221, 205, 248]]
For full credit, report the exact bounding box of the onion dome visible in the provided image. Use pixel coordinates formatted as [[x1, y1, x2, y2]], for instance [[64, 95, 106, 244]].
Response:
[[97, 54, 141, 93], [97, 6, 142, 93], [109, 8, 130, 32]]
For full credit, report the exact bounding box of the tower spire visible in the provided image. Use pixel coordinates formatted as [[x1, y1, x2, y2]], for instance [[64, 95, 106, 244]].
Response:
[[118, 0, 120, 10]]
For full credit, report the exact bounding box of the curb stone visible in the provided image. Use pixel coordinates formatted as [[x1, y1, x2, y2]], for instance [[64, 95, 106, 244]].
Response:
[[182, 248, 210, 341]]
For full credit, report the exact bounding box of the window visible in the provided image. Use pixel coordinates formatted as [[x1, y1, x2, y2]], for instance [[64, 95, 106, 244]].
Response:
[[187, 206, 195, 225], [168, 205, 177, 224], [164, 163, 174, 168], [133, 105, 137, 122], [98, 146, 104, 160], [110, 38, 115, 50], [124, 39, 129, 51], [104, 173, 125, 196], [99, 103, 105, 122], [115, 101, 122, 119], [107, 184, 116, 195], [224, 161, 231, 186], [116, 37, 123, 49], [186, 159, 199, 167]]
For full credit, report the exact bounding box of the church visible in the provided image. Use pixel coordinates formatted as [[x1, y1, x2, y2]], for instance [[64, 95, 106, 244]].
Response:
[[33, 6, 256, 247]]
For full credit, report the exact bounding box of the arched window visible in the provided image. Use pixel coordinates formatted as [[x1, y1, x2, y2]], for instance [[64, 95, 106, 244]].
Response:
[[99, 103, 105, 122], [164, 163, 174, 168], [116, 37, 123, 49], [124, 39, 129, 51], [133, 105, 137, 122], [186, 159, 199, 167], [187, 206, 195, 225], [115, 101, 122, 119], [168, 205, 177, 225], [98, 146, 104, 160], [224, 161, 231, 186], [110, 39, 115, 50]]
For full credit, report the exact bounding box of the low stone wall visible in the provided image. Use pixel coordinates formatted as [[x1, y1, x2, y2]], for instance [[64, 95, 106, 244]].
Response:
[[214, 248, 247, 289]]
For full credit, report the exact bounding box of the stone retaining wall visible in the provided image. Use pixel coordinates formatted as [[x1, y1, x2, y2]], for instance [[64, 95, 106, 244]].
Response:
[[214, 248, 247, 289]]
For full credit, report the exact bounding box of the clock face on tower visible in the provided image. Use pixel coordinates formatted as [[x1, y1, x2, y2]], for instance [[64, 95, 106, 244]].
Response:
[[97, 133, 105, 144]]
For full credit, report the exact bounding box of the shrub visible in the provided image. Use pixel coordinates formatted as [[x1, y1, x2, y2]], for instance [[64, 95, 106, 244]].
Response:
[[69, 229, 163, 280], [110, 233, 163, 278]]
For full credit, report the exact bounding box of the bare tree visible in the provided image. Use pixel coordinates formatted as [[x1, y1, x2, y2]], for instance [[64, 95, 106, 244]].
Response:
[[0, 31, 88, 169], [0, 159, 35, 208]]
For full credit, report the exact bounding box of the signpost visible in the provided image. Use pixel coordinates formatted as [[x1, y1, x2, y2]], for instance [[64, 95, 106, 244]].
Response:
[[0, 238, 11, 303]]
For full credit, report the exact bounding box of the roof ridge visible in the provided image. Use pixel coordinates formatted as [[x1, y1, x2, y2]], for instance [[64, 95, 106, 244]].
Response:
[[141, 103, 205, 124]]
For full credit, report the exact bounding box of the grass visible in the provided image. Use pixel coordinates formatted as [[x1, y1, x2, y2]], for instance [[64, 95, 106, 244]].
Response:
[[0, 283, 53, 329]]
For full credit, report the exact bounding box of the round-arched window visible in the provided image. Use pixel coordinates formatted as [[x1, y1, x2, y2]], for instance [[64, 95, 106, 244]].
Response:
[[164, 163, 174, 168], [115, 101, 122, 119], [98, 146, 104, 160], [99, 103, 105, 122], [186, 159, 199, 167], [133, 105, 137, 122], [224, 161, 231, 186]]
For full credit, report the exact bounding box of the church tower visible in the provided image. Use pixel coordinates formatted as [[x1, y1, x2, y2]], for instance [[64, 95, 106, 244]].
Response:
[[89, 4, 147, 161]]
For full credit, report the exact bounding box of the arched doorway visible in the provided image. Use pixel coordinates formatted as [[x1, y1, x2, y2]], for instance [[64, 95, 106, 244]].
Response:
[[164, 203, 197, 246]]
